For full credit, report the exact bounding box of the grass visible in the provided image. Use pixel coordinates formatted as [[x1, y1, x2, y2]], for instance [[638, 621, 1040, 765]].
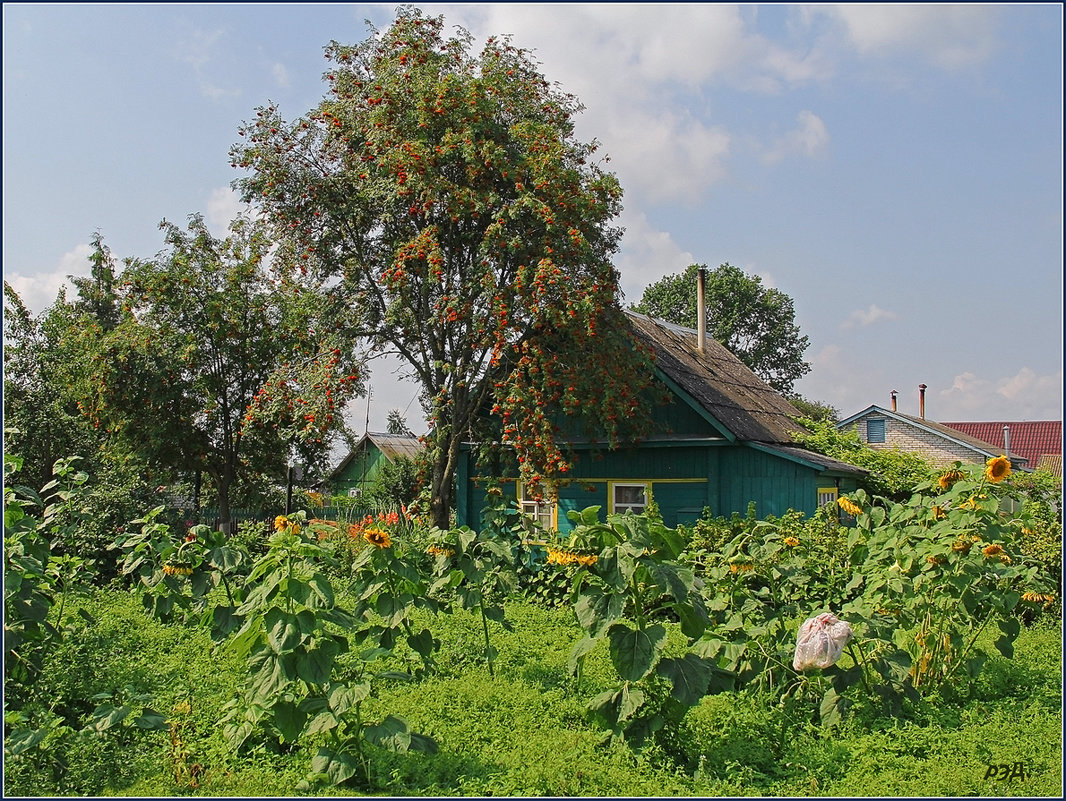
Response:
[[4, 589, 1062, 798]]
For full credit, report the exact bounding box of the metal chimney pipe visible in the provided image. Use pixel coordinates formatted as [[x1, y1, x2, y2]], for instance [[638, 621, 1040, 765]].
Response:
[[918, 384, 927, 419], [890, 390, 898, 412], [697, 266, 707, 353], [1003, 425, 1011, 459]]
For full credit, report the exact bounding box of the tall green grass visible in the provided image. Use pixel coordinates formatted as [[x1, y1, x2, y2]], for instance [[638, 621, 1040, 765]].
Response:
[[5, 590, 1061, 797]]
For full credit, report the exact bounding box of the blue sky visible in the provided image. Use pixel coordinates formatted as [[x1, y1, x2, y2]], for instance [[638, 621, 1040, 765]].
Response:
[[3, 3, 1062, 437]]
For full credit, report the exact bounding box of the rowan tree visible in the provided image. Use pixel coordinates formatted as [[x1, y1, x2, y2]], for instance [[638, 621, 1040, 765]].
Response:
[[230, 8, 659, 526], [77, 214, 362, 530], [634, 263, 811, 394]]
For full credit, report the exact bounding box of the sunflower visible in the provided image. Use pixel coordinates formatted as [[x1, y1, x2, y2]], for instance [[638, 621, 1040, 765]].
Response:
[[951, 539, 972, 554], [981, 543, 1004, 558], [364, 527, 392, 549], [837, 496, 863, 517], [985, 455, 1011, 484], [783, 536, 800, 547], [932, 506, 946, 520], [274, 515, 289, 531], [938, 469, 965, 491], [729, 562, 755, 573]]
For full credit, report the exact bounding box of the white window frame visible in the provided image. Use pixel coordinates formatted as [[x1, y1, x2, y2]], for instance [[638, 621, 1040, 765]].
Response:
[[518, 483, 557, 531], [609, 481, 650, 515]]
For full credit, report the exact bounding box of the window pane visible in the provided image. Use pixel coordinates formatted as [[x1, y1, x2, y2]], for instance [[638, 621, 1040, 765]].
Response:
[[615, 485, 646, 505]]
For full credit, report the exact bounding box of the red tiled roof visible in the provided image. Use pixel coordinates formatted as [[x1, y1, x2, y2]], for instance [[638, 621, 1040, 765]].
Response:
[[940, 421, 1062, 474]]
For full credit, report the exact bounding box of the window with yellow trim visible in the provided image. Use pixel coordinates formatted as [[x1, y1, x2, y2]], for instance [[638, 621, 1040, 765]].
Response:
[[817, 487, 838, 508], [610, 482, 649, 515], [518, 483, 557, 531]]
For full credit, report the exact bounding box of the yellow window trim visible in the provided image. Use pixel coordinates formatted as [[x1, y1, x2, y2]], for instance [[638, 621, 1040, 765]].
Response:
[[517, 481, 558, 531], [608, 480, 652, 515]]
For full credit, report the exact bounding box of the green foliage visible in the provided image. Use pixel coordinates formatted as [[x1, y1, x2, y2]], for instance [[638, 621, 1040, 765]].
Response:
[[346, 514, 441, 679], [360, 455, 422, 510], [75, 215, 361, 530], [4, 453, 96, 706], [633, 263, 811, 393], [563, 506, 732, 745], [839, 464, 1057, 695], [111, 508, 248, 638], [426, 502, 521, 676], [793, 416, 936, 499]]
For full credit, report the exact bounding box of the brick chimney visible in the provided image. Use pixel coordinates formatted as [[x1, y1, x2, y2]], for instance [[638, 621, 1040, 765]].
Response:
[[918, 384, 927, 419]]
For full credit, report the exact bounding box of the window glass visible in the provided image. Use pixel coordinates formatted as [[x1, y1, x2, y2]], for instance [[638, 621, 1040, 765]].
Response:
[[817, 487, 838, 508], [613, 483, 648, 515], [519, 484, 555, 530]]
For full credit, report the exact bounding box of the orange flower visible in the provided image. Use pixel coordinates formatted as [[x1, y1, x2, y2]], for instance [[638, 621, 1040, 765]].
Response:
[[982, 543, 1004, 558]]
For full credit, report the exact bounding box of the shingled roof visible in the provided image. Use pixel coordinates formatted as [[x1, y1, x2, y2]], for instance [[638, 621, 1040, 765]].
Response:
[[624, 311, 808, 444], [941, 421, 1062, 476], [328, 432, 423, 479]]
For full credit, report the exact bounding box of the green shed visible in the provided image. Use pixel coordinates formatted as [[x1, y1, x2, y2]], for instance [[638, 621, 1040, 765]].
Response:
[[327, 432, 423, 498], [456, 312, 865, 533]]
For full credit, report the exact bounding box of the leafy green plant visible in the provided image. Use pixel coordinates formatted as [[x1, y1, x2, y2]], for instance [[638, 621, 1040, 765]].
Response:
[[347, 514, 441, 677], [840, 460, 1057, 696], [112, 508, 248, 638], [564, 506, 732, 745], [426, 509, 520, 677], [216, 511, 436, 789]]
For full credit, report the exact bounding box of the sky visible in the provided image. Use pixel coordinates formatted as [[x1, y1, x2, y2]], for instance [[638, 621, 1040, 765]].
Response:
[[3, 2, 1063, 443]]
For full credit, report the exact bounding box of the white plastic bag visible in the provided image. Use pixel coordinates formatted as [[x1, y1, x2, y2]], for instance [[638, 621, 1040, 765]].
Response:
[[792, 612, 852, 671]]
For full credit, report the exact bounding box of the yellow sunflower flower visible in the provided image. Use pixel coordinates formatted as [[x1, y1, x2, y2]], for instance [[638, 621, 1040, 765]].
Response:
[[837, 496, 863, 517], [274, 515, 289, 531], [938, 469, 965, 491], [981, 543, 1004, 558], [985, 455, 1011, 484], [364, 527, 392, 549], [783, 536, 800, 547]]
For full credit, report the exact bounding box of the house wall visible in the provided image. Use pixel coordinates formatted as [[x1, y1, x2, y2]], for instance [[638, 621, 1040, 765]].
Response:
[[456, 442, 857, 534], [844, 412, 982, 467], [330, 446, 387, 496]]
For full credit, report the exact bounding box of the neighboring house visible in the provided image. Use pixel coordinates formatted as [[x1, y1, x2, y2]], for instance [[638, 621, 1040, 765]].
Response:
[[940, 421, 1062, 477], [456, 311, 866, 534], [326, 432, 423, 497], [837, 405, 1030, 471]]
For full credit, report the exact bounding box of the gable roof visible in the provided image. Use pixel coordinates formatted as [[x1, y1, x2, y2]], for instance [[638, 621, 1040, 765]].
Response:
[[328, 432, 422, 479], [625, 312, 865, 478], [838, 406, 1030, 468], [940, 421, 1062, 475], [625, 311, 807, 444]]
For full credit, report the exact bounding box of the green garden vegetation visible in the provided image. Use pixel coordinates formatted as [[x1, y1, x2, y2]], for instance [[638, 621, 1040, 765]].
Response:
[[5, 445, 1062, 797]]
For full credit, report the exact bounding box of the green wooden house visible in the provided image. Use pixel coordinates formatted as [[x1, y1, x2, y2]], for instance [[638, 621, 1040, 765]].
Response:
[[456, 312, 865, 533], [327, 432, 423, 498]]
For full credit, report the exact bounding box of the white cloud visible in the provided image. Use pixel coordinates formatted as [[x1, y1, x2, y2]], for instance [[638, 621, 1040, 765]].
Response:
[[937, 367, 1063, 420], [205, 186, 250, 235], [176, 26, 240, 100], [4, 244, 94, 314], [428, 4, 831, 207], [272, 62, 290, 89], [613, 210, 695, 302], [761, 110, 830, 165], [819, 5, 999, 70], [841, 304, 898, 329]]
